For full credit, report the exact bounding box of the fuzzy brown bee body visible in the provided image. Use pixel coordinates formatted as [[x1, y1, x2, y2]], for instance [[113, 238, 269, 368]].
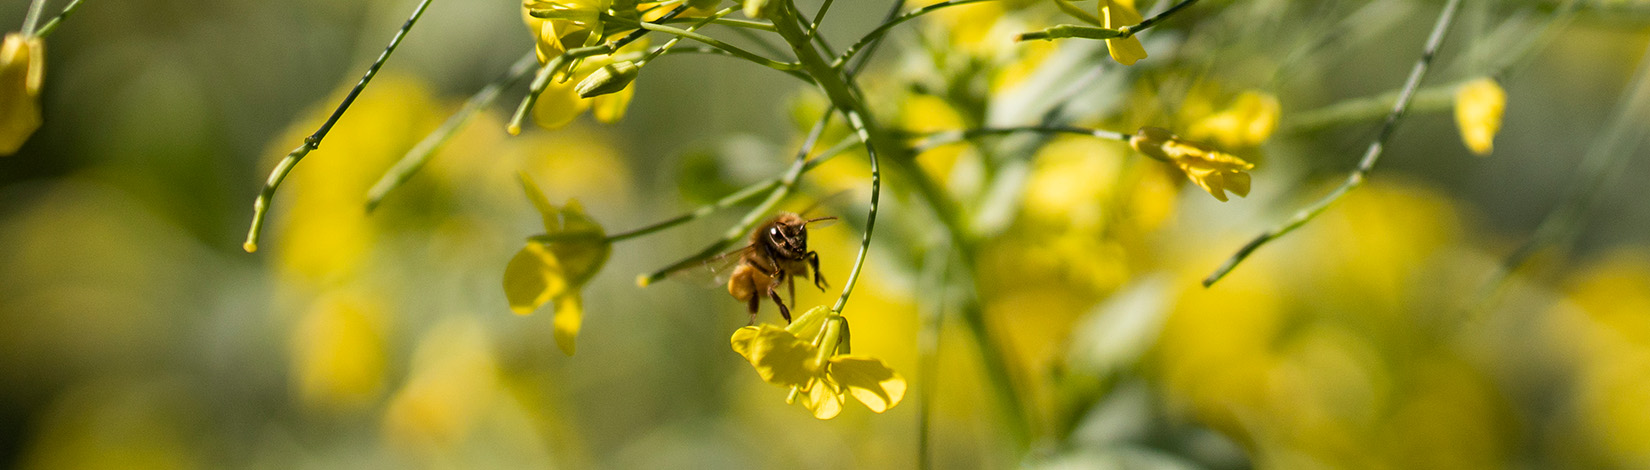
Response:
[[726, 212, 831, 323]]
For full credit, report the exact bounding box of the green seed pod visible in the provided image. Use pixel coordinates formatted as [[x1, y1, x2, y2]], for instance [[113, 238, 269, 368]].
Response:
[[575, 61, 640, 98]]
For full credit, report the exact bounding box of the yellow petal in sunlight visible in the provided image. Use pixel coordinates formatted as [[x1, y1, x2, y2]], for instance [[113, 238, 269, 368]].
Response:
[[1100, 0, 1147, 65], [829, 356, 907, 413], [1454, 78, 1506, 156], [730, 324, 821, 388], [504, 243, 568, 315]]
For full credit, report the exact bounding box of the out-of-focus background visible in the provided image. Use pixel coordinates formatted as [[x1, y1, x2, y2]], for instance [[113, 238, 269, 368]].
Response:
[[2, 0, 1650, 468]]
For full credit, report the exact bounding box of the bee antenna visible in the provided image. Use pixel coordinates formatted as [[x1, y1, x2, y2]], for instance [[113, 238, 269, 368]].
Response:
[[806, 216, 838, 224]]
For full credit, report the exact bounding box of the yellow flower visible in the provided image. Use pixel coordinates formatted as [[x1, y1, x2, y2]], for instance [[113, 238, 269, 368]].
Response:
[[502, 173, 610, 355], [1187, 90, 1282, 149], [1130, 127, 1254, 202], [522, 0, 647, 130], [730, 312, 907, 419], [291, 291, 387, 412], [1100, 0, 1147, 65], [1, 33, 45, 156], [1454, 77, 1505, 156]]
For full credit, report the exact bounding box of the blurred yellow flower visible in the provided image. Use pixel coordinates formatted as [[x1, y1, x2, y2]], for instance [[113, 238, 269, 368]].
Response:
[[1187, 90, 1281, 149], [1100, 0, 1147, 65], [730, 319, 907, 420], [1130, 127, 1253, 201], [1454, 77, 1505, 156], [502, 174, 610, 355], [291, 291, 387, 412], [1, 33, 44, 156], [382, 318, 501, 452]]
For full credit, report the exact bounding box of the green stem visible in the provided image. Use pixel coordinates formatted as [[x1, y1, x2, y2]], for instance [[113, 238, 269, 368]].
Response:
[[1280, 83, 1458, 134], [829, 0, 995, 70], [659, 15, 777, 32], [775, 0, 1032, 448], [1017, 0, 1201, 41], [33, 0, 84, 38], [909, 125, 1130, 153], [606, 135, 861, 244], [242, 0, 434, 253], [19, 0, 48, 35], [1203, 0, 1464, 287], [364, 52, 538, 212]]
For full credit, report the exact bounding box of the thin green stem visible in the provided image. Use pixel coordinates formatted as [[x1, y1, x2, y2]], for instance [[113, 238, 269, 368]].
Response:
[[19, 0, 48, 35], [1203, 0, 1464, 287], [242, 0, 434, 253], [778, 0, 1031, 448], [915, 240, 951, 470], [638, 8, 735, 65], [364, 52, 538, 212], [606, 135, 862, 244], [908, 125, 1130, 153], [1017, 0, 1200, 41], [659, 15, 776, 32], [635, 114, 842, 286], [635, 20, 802, 71], [830, 0, 995, 70], [33, 0, 84, 38], [807, 0, 836, 39], [1280, 83, 1458, 134]]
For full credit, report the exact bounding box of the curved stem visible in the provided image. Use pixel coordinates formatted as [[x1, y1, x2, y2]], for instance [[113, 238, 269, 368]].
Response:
[[1203, 0, 1464, 287], [908, 125, 1130, 153], [829, 0, 995, 70], [242, 0, 434, 252]]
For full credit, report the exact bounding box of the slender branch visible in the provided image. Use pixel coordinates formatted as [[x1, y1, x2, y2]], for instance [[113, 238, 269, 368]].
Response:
[[19, 0, 48, 35], [907, 125, 1130, 153], [242, 0, 434, 253], [915, 239, 951, 470], [635, 19, 802, 71], [1203, 0, 1464, 287], [634, 113, 837, 286], [659, 15, 776, 32], [829, 0, 994, 70], [605, 135, 862, 243], [1016, 0, 1200, 41], [807, 0, 836, 39], [1281, 83, 1458, 134], [364, 52, 538, 212], [33, 0, 85, 38]]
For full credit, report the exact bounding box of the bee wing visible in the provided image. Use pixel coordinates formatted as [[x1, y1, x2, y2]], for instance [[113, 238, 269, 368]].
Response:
[[668, 244, 754, 288]]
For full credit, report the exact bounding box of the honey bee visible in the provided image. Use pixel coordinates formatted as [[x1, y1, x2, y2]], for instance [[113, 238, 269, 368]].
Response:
[[724, 212, 836, 324]]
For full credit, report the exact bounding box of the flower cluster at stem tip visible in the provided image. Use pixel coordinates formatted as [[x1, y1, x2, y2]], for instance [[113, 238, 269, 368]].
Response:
[[1131, 126, 1255, 202], [503, 173, 612, 356], [521, 0, 659, 130], [730, 307, 907, 420]]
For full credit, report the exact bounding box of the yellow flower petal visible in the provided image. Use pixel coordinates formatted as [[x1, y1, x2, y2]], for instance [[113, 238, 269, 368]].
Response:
[[829, 356, 907, 413], [1454, 77, 1505, 156], [1, 33, 44, 156], [802, 377, 845, 419], [1132, 127, 1255, 202], [730, 325, 821, 388], [552, 293, 582, 355], [503, 243, 568, 315], [1100, 0, 1147, 65]]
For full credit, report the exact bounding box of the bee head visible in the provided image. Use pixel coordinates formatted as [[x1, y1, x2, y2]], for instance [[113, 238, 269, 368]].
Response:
[[767, 221, 807, 258]]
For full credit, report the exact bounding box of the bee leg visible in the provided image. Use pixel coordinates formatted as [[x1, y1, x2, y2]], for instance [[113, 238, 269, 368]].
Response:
[[747, 294, 760, 326], [808, 251, 828, 291], [768, 274, 791, 322]]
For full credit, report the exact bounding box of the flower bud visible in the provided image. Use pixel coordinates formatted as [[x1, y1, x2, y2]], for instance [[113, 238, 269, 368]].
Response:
[[743, 0, 776, 19], [1454, 77, 1505, 156], [575, 61, 639, 98], [1, 33, 45, 156]]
